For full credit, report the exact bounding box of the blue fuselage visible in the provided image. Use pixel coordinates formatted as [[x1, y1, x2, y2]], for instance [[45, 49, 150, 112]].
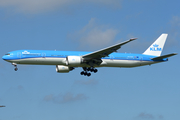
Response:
[[2, 50, 167, 68]]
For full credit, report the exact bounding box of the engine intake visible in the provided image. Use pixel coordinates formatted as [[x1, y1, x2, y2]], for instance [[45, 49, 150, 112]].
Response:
[[56, 65, 74, 73], [66, 56, 82, 66]]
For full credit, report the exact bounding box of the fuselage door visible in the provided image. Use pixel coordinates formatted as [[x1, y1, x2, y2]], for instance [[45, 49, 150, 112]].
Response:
[[42, 53, 46, 58], [17, 52, 21, 58], [110, 55, 114, 60], [140, 56, 143, 61]]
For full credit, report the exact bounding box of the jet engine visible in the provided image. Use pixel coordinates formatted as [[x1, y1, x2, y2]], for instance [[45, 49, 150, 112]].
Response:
[[66, 56, 82, 66], [56, 65, 74, 73]]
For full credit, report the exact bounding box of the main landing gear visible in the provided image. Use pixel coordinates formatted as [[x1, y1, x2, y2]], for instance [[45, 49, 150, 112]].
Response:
[[80, 67, 98, 77], [12, 63, 18, 71]]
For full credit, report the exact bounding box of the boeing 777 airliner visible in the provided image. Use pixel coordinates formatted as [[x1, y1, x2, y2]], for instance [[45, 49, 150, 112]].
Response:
[[2, 34, 177, 76]]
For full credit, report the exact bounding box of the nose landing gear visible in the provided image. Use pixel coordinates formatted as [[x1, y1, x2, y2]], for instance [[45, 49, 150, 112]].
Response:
[[14, 67, 18, 71], [80, 67, 98, 77], [12, 63, 18, 71]]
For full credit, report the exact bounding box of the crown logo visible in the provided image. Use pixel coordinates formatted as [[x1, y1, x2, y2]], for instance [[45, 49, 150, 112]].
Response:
[[153, 44, 159, 47], [22, 51, 30, 54]]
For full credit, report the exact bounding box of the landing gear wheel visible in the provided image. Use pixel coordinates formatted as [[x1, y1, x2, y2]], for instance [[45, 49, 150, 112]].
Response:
[[84, 72, 87, 76], [90, 69, 93, 72], [83, 67, 87, 71], [14, 68, 18, 71], [80, 71, 84, 75], [94, 69, 98, 73], [81, 67, 98, 76], [87, 68, 90, 71], [87, 73, 91, 77]]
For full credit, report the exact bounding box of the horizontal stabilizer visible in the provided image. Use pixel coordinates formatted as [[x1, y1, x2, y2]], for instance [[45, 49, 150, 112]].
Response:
[[151, 53, 177, 60]]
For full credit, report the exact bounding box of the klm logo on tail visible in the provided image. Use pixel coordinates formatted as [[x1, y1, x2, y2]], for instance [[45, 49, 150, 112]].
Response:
[[150, 44, 162, 51]]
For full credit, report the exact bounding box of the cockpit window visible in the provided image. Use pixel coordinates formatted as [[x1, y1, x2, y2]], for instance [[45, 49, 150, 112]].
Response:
[[5, 53, 10, 55]]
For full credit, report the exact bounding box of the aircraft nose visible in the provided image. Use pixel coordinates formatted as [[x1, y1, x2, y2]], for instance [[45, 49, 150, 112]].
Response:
[[2, 55, 7, 60]]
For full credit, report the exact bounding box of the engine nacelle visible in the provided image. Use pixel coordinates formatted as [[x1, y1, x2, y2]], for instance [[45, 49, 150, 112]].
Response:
[[56, 65, 74, 73], [66, 56, 82, 66]]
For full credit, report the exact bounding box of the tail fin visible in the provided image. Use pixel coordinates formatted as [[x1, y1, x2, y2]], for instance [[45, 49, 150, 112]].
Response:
[[143, 34, 168, 56]]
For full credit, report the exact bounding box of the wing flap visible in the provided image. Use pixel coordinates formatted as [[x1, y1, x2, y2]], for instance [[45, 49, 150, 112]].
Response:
[[151, 53, 177, 60]]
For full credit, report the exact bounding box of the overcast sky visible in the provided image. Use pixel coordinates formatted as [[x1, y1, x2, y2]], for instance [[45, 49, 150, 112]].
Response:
[[0, 0, 180, 120]]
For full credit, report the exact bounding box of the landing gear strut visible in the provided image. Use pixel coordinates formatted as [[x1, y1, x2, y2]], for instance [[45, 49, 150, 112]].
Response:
[[12, 63, 18, 71], [80, 67, 98, 77]]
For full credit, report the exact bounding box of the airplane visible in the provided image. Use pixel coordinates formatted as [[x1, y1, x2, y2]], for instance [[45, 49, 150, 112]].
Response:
[[2, 33, 177, 77]]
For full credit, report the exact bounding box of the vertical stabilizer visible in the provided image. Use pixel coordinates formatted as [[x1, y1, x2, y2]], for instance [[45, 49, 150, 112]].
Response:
[[143, 34, 168, 56]]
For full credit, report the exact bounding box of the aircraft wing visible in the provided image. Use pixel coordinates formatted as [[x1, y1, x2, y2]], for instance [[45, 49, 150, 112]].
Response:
[[82, 38, 137, 60]]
